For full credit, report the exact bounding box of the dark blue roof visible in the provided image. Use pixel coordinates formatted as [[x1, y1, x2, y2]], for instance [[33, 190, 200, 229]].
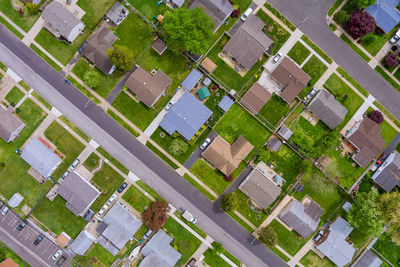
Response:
[[180, 69, 202, 91], [365, 0, 400, 33], [160, 91, 212, 140], [218, 95, 234, 112]]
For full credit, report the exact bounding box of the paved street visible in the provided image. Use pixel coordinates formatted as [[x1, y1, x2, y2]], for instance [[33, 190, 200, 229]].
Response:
[[0, 25, 287, 267]]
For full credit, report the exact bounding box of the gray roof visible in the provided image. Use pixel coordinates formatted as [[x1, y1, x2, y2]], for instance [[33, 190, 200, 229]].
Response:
[[278, 126, 293, 140], [279, 199, 323, 238], [160, 91, 212, 140], [70, 231, 95, 255], [8, 193, 23, 208], [268, 138, 282, 151], [353, 250, 382, 267], [0, 106, 25, 143], [180, 69, 203, 91], [106, 2, 129, 25], [308, 90, 348, 129], [21, 138, 62, 178], [188, 0, 234, 32], [317, 216, 356, 267], [372, 151, 400, 192], [365, 0, 400, 33], [224, 14, 273, 70], [57, 172, 100, 216], [140, 230, 182, 267], [218, 95, 234, 112], [170, 0, 185, 7], [98, 204, 142, 255]]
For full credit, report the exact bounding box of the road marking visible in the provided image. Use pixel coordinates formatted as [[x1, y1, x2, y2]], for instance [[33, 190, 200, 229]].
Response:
[[24, 231, 31, 240]]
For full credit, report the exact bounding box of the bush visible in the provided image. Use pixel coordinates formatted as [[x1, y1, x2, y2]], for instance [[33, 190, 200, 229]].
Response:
[[362, 33, 377, 45], [259, 226, 278, 246], [15, 107, 21, 114], [384, 53, 399, 67], [9, 102, 15, 107], [220, 193, 238, 212], [369, 110, 384, 124], [107, 45, 134, 71], [224, 175, 232, 182], [347, 12, 376, 39], [334, 10, 350, 26], [352, 0, 378, 9], [169, 138, 189, 156], [0, 162, 5, 171], [26, 3, 39, 15], [231, 7, 240, 18]]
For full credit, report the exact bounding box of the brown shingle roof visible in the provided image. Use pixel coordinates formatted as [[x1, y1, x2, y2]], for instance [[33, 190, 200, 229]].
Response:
[[0, 106, 25, 143], [240, 82, 271, 114], [152, 37, 167, 55], [201, 57, 217, 73], [125, 66, 172, 108], [271, 57, 311, 103]]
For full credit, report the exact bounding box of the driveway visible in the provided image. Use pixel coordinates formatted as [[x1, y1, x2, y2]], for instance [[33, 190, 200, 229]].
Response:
[[183, 130, 218, 169]]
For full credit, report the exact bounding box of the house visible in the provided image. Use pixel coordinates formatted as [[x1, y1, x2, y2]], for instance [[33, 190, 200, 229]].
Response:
[[271, 57, 311, 104], [218, 95, 234, 112], [180, 69, 203, 91], [346, 118, 385, 168], [96, 204, 142, 255], [125, 66, 172, 108], [239, 168, 282, 208], [56, 172, 100, 216], [277, 126, 293, 140], [267, 137, 282, 151], [21, 138, 62, 178], [352, 250, 382, 267], [0, 259, 18, 267], [223, 14, 273, 70], [316, 217, 356, 267], [82, 26, 117, 75], [140, 229, 182, 267], [160, 91, 212, 140], [106, 2, 129, 26], [70, 230, 96, 255], [42, 1, 85, 43], [200, 57, 217, 73], [202, 135, 254, 176], [240, 83, 271, 114], [307, 90, 348, 129], [0, 106, 25, 143], [152, 37, 168, 55], [279, 199, 323, 238], [365, 0, 400, 33], [166, 0, 185, 8], [188, 0, 234, 32], [372, 151, 400, 192]]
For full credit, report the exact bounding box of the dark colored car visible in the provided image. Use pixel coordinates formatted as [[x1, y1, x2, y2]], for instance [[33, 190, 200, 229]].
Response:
[[186, 258, 196, 267], [33, 234, 43, 246], [117, 182, 128, 193], [56, 256, 66, 267], [16, 220, 27, 231], [0, 200, 4, 208]]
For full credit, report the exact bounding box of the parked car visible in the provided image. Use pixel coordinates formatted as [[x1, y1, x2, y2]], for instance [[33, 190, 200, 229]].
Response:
[[272, 52, 282, 63], [165, 101, 174, 111], [1, 206, 9, 216], [70, 159, 80, 170], [186, 258, 196, 267], [182, 210, 197, 224], [200, 138, 211, 150], [56, 256, 66, 267], [117, 182, 128, 193], [97, 204, 108, 216], [52, 250, 62, 260], [304, 87, 318, 103], [390, 29, 400, 43], [314, 230, 324, 242], [106, 194, 117, 205], [61, 171, 69, 180], [240, 8, 253, 21], [0, 201, 4, 208], [16, 220, 28, 231], [143, 229, 153, 240], [33, 234, 44, 246]]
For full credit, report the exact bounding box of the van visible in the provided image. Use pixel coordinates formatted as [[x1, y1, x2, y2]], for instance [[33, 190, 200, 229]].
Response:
[[240, 8, 253, 21], [182, 210, 197, 224]]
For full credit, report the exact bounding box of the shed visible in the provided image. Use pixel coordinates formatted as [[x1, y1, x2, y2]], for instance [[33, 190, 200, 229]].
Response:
[[152, 38, 167, 55], [197, 87, 210, 100], [8, 193, 23, 208], [180, 69, 203, 91], [70, 231, 95, 255], [277, 126, 293, 140], [201, 57, 217, 73], [218, 95, 234, 112], [268, 138, 282, 151], [353, 250, 382, 267], [106, 2, 129, 25]]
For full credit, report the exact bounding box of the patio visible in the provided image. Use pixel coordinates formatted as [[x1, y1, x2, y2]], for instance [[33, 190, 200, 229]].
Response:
[[218, 50, 247, 77]]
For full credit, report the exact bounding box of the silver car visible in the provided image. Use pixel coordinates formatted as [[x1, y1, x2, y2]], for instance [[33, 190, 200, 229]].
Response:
[[273, 52, 282, 63], [52, 250, 62, 260], [200, 138, 211, 150]]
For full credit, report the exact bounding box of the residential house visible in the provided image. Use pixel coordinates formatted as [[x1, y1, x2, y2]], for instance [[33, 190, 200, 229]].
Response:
[[218, 95, 234, 112], [21, 138, 62, 178], [180, 69, 203, 91], [372, 151, 400, 192], [365, 0, 400, 33], [96, 204, 142, 255], [82, 26, 117, 75], [0, 106, 25, 143], [240, 83, 271, 114], [346, 118, 385, 168], [277, 126, 293, 140], [140, 230, 182, 267], [152, 37, 168, 56], [279, 199, 323, 238], [352, 250, 382, 267], [0, 259, 18, 267], [307, 89, 348, 129], [42, 1, 85, 43], [22, 0, 40, 5], [223, 14, 273, 70], [106, 2, 129, 26], [166, 0, 185, 8], [188, 0, 234, 32], [202, 135, 254, 176], [271, 57, 311, 104], [267, 137, 281, 152], [56, 172, 100, 216], [160, 91, 212, 140], [125, 66, 172, 108], [70, 230, 96, 255], [316, 216, 356, 267], [239, 168, 282, 208]]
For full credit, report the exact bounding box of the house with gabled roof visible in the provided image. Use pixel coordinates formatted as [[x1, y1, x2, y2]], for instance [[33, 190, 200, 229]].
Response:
[[180, 69, 203, 91], [372, 151, 400, 192], [0, 106, 25, 143], [240, 83, 271, 115], [188, 0, 234, 32], [365, 0, 400, 33], [352, 249, 382, 267]]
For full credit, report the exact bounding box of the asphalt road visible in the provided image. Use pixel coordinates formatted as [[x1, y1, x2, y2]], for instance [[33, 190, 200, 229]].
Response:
[[266, 0, 400, 121], [0, 25, 287, 267]]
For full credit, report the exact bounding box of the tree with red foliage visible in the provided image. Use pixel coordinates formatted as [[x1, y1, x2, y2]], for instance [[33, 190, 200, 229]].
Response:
[[142, 200, 170, 231], [347, 12, 376, 39], [231, 7, 240, 18], [385, 53, 399, 67], [369, 110, 384, 124], [224, 175, 233, 182]]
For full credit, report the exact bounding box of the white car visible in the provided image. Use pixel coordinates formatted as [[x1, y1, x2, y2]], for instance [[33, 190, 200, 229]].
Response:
[[97, 204, 108, 216], [182, 210, 198, 224], [106, 194, 117, 205], [165, 101, 174, 111], [52, 250, 62, 260], [200, 138, 211, 150], [272, 52, 282, 63], [70, 159, 80, 170], [240, 8, 253, 21], [1, 206, 9, 216], [390, 35, 399, 44]]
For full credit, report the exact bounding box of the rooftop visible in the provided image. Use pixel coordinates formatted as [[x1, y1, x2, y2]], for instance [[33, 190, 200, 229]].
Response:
[[240, 83, 271, 114], [365, 0, 400, 33], [106, 2, 129, 25], [0, 106, 25, 143], [188, 0, 234, 32], [372, 151, 400, 192], [180, 69, 203, 91]]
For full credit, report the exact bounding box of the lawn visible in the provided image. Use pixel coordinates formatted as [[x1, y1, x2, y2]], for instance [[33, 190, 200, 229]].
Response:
[[77, 0, 117, 29], [300, 250, 335, 267], [59, 115, 90, 142], [136, 180, 164, 201], [301, 55, 328, 86], [182, 174, 216, 201], [214, 104, 271, 159], [0, 241, 30, 267], [162, 217, 202, 266], [204, 88, 225, 127], [361, 27, 397, 56], [174, 210, 207, 238], [96, 147, 129, 174], [126, 0, 169, 20], [29, 44, 62, 71], [122, 185, 152, 212], [106, 109, 139, 137], [379, 120, 397, 147], [32, 91, 52, 110], [230, 189, 268, 227], [377, 65, 400, 92], [32, 195, 86, 238], [336, 67, 369, 97], [287, 42, 311, 65], [67, 75, 101, 104], [0, 15, 23, 39], [0, 0, 39, 32], [348, 227, 370, 248], [323, 73, 365, 129], [84, 152, 101, 171], [301, 35, 333, 64], [5, 86, 24, 106], [44, 121, 85, 179], [145, 142, 179, 169], [264, 2, 296, 31], [90, 163, 125, 211], [203, 249, 231, 267], [86, 243, 116, 267], [257, 94, 291, 127], [328, 0, 345, 16], [340, 34, 370, 62], [373, 233, 400, 266]]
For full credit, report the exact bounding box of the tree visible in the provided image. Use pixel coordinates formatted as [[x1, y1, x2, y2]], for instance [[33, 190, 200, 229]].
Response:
[[300, 159, 312, 173], [347, 190, 384, 237], [347, 12, 376, 39], [369, 110, 384, 124], [107, 45, 134, 71], [257, 149, 270, 163], [142, 200, 170, 231], [83, 71, 99, 88], [384, 53, 399, 67], [70, 255, 91, 267], [362, 33, 377, 45], [334, 10, 350, 26], [377, 192, 400, 245], [26, 3, 39, 15], [169, 138, 188, 156], [352, 0, 377, 9], [220, 193, 238, 212], [162, 7, 215, 55], [258, 226, 278, 246], [231, 7, 240, 18]]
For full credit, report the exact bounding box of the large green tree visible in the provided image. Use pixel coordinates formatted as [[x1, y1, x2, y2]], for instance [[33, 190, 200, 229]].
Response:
[[220, 193, 238, 212], [259, 226, 278, 246], [107, 45, 134, 71], [352, 0, 377, 9], [378, 192, 400, 245], [162, 7, 215, 55]]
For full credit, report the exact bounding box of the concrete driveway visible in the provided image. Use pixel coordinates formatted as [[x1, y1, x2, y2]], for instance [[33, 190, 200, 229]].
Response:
[[184, 130, 218, 169]]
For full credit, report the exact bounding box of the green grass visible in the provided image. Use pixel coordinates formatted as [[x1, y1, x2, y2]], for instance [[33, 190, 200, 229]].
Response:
[[231, 189, 268, 227], [174, 210, 207, 238], [340, 34, 370, 62], [77, 0, 117, 29], [0, 15, 24, 39], [287, 42, 311, 65], [380, 119, 397, 147], [269, 246, 290, 262], [301, 55, 328, 86], [377, 65, 400, 92], [96, 147, 129, 174], [126, 0, 168, 20], [107, 109, 140, 137], [44, 121, 85, 179], [86, 243, 116, 266], [337, 67, 369, 97], [300, 250, 335, 267], [145, 142, 179, 169], [136, 180, 164, 201], [190, 159, 229, 195], [84, 152, 101, 171], [203, 249, 231, 267], [329, 23, 337, 31], [33, 195, 86, 238], [227, 211, 254, 232], [0, 0, 39, 32], [59, 115, 91, 142], [18, 81, 30, 91], [67, 75, 101, 104], [348, 228, 370, 248], [134, 224, 149, 240], [0, 241, 30, 267], [257, 94, 291, 127], [373, 233, 400, 266], [162, 217, 202, 266], [5, 86, 24, 105], [29, 44, 62, 71], [374, 101, 400, 129], [361, 27, 398, 56], [269, 219, 308, 256], [90, 163, 125, 211], [32, 91, 52, 110], [301, 35, 333, 64], [204, 88, 225, 127], [122, 185, 152, 212], [328, 0, 345, 16], [263, 2, 296, 31], [183, 174, 216, 201]]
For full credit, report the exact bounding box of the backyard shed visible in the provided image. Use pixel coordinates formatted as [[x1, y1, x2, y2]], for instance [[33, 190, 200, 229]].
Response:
[[106, 2, 129, 25], [201, 57, 217, 73], [218, 95, 234, 112], [197, 87, 210, 100], [267, 138, 282, 151], [277, 126, 293, 140], [152, 37, 168, 55]]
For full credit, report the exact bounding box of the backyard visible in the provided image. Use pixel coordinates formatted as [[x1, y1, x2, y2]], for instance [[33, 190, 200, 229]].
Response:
[[300, 250, 335, 267], [204, 88, 225, 127], [126, 0, 169, 21], [122, 185, 152, 213], [301, 55, 328, 86], [373, 233, 400, 266], [257, 94, 291, 127], [287, 42, 311, 65], [86, 243, 116, 267], [0, 0, 40, 32]]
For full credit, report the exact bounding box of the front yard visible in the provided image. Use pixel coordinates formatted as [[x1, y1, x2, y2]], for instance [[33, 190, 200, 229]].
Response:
[[5, 86, 24, 105], [301, 55, 328, 86], [300, 250, 335, 267], [0, 0, 40, 32], [83, 152, 100, 171], [287, 41, 311, 65], [122, 185, 152, 213], [189, 159, 229, 195]]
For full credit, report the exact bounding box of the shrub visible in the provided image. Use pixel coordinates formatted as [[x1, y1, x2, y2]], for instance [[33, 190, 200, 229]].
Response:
[[352, 0, 378, 9], [231, 7, 240, 18], [224, 175, 233, 182], [107, 45, 134, 71], [220, 193, 238, 212], [15, 107, 21, 114], [334, 10, 350, 26], [169, 138, 189, 156], [0, 162, 5, 171], [9, 102, 15, 107], [259, 226, 278, 246], [142, 200, 170, 231], [26, 3, 39, 15], [369, 110, 384, 124], [83, 71, 99, 88], [384, 53, 399, 67], [362, 33, 377, 45], [347, 12, 376, 39]]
